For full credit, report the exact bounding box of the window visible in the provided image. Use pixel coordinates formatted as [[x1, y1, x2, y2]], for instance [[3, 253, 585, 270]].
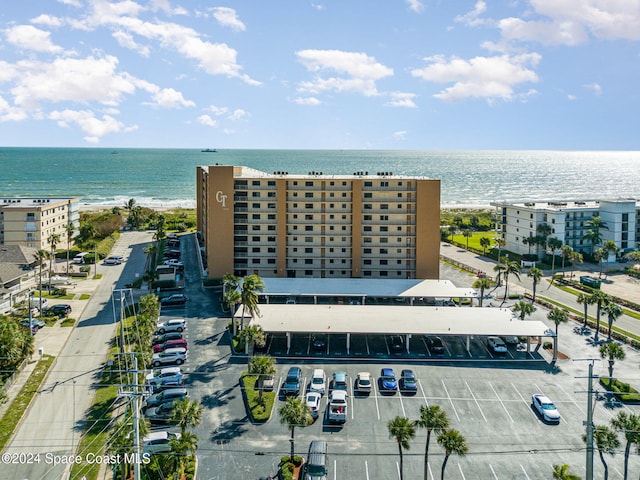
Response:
[[268, 247, 276, 253], [293, 192, 298, 197], [305, 214, 313, 220], [252, 214, 261, 220], [268, 259, 276, 264], [364, 271, 372, 276], [341, 226, 347, 231], [252, 225, 260, 231], [305, 192, 313, 198], [329, 248, 334, 252], [397, 193, 402, 198], [381, 226, 388, 232], [252, 180, 260, 186], [381, 181, 389, 187], [397, 204, 402, 209], [364, 248, 372, 254], [267, 225, 275, 231], [268, 180, 275, 186], [305, 181, 313, 187], [380, 215, 388, 221], [305, 259, 313, 264], [305, 270, 313, 276], [364, 215, 372, 221], [364, 204, 372, 210], [397, 226, 401, 231], [252, 203, 260, 209], [380, 238, 388, 243], [305, 225, 313, 231], [364, 226, 372, 232], [364, 181, 372, 187], [305, 203, 313, 209], [342, 204, 346, 208], [330, 192, 335, 197], [252, 247, 261, 253], [364, 193, 372, 198], [251, 259, 260, 264], [252, 192, 260, 197], [268, 192, 276, 197], [380, 260, 388, 265], [380, 248, 388, 254], [329, 214, 334, 219], [364, 237, 372, 243], [364, 259, 372, 265], [293, 203, 298, 208], [268, 203, 276, 209], [252, 236, 260, 242], [305, 237, 313, 242], [329, 225, 334, 231], [380, 271, 388, 276], [342, 193, 347, 197], [268, 214, 276, 220]]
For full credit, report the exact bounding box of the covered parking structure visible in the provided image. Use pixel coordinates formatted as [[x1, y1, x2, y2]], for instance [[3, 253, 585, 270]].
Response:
[[256, 278, 478, 306], [245, 304, 554, 356]]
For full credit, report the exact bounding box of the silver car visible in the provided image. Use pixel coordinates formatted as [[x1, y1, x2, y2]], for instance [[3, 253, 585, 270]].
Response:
[[151, 348, 187, 367]]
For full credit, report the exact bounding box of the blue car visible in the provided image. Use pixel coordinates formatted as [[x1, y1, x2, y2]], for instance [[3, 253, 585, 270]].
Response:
[[380, 368, 397, 392], [282, 367, 302, 395], [400, 369, 418, 393]]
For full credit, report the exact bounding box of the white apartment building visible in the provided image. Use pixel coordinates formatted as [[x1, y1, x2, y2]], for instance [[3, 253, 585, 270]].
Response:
[[491, 198, 639, 258], [0, 197, 80, 250]]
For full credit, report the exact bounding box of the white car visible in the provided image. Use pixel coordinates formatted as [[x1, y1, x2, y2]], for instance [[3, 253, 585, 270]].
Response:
[[487, 336, 507, 354], [532, 394, 561, 423], [306, 391, 322, 418], [309, 368, 327, 395], [146, 367, 184, 386], [355, 372, 372, 394], [142, 431, 181, 454], [156, 318, 186, 334], [103, 255, 124, 265], [152, 348, 187, 367]]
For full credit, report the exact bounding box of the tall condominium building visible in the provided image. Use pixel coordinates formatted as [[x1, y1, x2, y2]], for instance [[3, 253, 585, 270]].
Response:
[[491, 198, 639, 257], [0, 197, 80, 250], [197, 165, 441, 279]]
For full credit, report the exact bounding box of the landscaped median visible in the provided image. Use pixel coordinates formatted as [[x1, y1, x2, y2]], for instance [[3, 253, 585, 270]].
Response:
[[241, 373, 276, 423], [599, 378, 640, 404], [0, 354, 55, 450]]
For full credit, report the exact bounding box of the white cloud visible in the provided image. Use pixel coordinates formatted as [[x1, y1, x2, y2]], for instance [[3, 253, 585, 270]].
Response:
[[48, 109, 128, 142], [0, 96, 28, 122], [411, 53, 541, 103], [311, 3, 325, 11], [393, 130, 408, 139], [197, 114, 218, 127], [148, 88, 195, 108], [386, 92, 417, 108], [150, 0, 187, 15], [11, 55, 137, 109], [584, 82, 602, 95], [207, 105, 228, 116], [294, 96, 321, 106], [57, 0, 82, 7], [5, 25, 64, 53], [405, 0, 424, 13], [112, 30, 151, 56], [497, 1, 640, 46], [296, 49, 393, 97], [455, 1, 488, 27], [567, 94, 577, 101], [211, 7, 246, 32], [31, 14, 63, 27], [228, 109, 249, 121]]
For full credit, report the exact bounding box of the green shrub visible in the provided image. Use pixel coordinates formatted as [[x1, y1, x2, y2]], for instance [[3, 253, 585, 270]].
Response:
[[241, 374, 276, 423], [600, 378, 640, 403], [543, 341, 553, 350]]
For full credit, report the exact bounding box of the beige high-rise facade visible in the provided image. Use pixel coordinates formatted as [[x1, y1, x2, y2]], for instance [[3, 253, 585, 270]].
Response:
[[197, 166, 440, 280], [0, 197, 80, 250]]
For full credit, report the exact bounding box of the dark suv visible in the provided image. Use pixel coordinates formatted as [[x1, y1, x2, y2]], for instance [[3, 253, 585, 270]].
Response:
[[44, 304, 72, 317], [282, 367, 302, 395]]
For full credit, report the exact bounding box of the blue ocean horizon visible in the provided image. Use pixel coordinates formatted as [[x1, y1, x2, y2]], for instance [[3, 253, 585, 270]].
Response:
[[1, 147, 639, 209]]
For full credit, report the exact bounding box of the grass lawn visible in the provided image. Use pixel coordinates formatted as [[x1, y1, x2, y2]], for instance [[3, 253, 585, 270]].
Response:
[[0, 354, 55, 450], [450, 231, 495, 254], [79, 294, 91, 300], [60, 318, 76, 327], [241, 373, 276, 423]]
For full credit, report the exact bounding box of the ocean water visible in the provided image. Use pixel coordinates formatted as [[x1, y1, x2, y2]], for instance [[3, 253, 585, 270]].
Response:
[[1, 148, 639, 209]]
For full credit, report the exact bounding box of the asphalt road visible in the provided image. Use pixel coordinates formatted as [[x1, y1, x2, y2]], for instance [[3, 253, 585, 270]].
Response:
[[3, 231, 154, 480]]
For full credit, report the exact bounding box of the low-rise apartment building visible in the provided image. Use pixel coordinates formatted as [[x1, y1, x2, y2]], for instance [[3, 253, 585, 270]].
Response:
[[0, 197, 80, 250], [491, 198, 639, 257], [197, 165, 441, 279]]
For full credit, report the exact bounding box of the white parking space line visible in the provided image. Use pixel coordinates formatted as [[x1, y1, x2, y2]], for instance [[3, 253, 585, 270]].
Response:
[[365, 335, 370, 356], [428, 463, 434, 480], [306, 334, 311, 355], [557, 384, 585, 416], [365, 460, 370, 480], [398, 390, 406, 417], [441, 380, 460, 421], [489, 464, 498, 479], [418, 379, 429, 407], [334, 459, 337, 480], [465, 380, 487, 422], [395, 461, 401, 480], [512, 382, 538, 420], [350, 382, 355, 420], [519, 464, 531, 480], [372, 377, 381, 420], [458, 463, 466, 479], [489, 382, 514, 423]]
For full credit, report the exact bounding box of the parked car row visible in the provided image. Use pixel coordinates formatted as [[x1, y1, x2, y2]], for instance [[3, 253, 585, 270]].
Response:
[[151, 319, 187, 367]]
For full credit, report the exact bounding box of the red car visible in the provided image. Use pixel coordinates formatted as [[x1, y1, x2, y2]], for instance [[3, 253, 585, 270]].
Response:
[[153, 338, 188, 353]]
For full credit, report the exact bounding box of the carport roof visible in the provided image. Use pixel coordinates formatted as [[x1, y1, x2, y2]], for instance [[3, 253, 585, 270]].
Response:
[[258, 278, 477, 299], [246, 304, 553, 337]]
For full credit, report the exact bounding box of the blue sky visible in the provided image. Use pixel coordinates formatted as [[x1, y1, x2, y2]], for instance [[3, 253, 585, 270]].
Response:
[[1, 1, 639, 149]]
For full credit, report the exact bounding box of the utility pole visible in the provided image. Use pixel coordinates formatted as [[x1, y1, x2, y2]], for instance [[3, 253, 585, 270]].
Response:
[[574, 358, 598, 480], [131, 355, 141, 480]]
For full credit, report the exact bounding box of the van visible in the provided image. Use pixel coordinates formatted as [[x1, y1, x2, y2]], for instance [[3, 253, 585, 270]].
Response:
[[305, 440, 328, 480], [29, 297, 48, 308], [72, 252, 89, 264]]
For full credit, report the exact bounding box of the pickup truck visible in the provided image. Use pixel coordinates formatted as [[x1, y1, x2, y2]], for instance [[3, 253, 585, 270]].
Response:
[[328, 390, 347, 424]]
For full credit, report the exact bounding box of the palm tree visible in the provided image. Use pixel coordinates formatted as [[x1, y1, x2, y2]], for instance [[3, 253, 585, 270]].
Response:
[[590, 291, 610, 343], [547, 237, 563, 278], [461, 229, 472, 249], [583, 425, 620, 480], [47, 232, 61, 290], [249, 355, 276, 401], [602, 302, 623, 341], [576, 292, 594, 328], [599, 342, 625, 380], [447, 225, 456, 242], [536, 222, 552, 257], [388, 416, 416, 480], [527, 267, 543, 302], [594, 247, 605, 278], [416, 404, 450, 480], [547, 308, 569, 363], [479, 236, 491, 255], [552, 463, 581, 480], [610, 411, 640, 480], [437, 429, 468, 480], [493, 261, 506, 288], [569, 251, 583, 279], [494, 237, 506, 263], [64, 223, 75, 274], [239, 274, 265, 331], [279, 396, 311, 462], [501, 261, 521, 304], [34, 249, 49, 309], [512, 300, 534, 321], [170, 397, 203, 435], [472, 277, 494, 307], [123, 197, 138, 213], [239, 324, 266, 362], [522, 236, 533, 255], [583, 215, 609, 255], [223, 273, 242, 334], [602, 239, 618, 274], [560, 245, 573, 276], [169, 430, 199, 475]]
